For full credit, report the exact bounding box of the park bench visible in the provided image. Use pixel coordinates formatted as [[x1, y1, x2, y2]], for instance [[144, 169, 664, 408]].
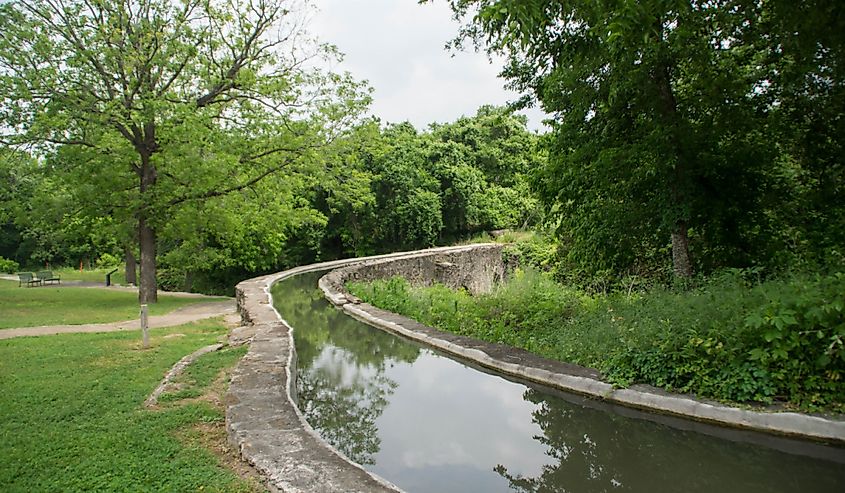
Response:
[[18, 272, 41, 287], [37, 270, 61, 285]]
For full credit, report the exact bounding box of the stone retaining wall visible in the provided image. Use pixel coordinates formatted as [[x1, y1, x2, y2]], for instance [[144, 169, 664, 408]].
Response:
[[320, 243, 505, 304]]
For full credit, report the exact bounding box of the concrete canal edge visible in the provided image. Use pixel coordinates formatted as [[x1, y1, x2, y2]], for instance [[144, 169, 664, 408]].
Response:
[[229, 244, 845, 492], [228, 245, 484, 492]]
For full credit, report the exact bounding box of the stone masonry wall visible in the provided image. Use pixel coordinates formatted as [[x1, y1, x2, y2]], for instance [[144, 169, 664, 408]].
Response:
[[320, 244, 505, 306]]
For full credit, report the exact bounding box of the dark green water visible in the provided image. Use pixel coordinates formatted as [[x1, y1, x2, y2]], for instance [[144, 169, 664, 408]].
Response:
[[272, 271, 845, 493]]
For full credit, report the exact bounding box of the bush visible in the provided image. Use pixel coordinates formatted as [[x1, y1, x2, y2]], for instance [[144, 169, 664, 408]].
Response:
[[502, 233, 559, 272], [0, 257, 19, 273], [741, 273, 845, 407], [349, 269, 845, 411], [156, 267, 186, 293], [95, 253, 122, 269]]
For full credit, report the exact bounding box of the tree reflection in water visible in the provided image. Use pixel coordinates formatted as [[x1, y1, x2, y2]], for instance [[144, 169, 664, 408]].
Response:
[[495, 389, 844, 493], [272, 271, 420, 465]]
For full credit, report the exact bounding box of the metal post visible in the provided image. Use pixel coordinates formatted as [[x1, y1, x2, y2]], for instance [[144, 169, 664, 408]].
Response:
[[106, 268, 119, 287], [140, 304, 149, 348]]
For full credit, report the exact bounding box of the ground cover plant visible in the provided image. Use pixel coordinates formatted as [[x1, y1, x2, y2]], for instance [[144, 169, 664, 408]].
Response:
[[0, 279, 227, 329], [348, 268, 845, 412], [0, 319, 260, 492]]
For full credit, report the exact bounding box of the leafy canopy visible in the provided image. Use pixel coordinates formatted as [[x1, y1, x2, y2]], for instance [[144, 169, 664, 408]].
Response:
[[0, 0, 370, 300], [435, 0, 845, 279]]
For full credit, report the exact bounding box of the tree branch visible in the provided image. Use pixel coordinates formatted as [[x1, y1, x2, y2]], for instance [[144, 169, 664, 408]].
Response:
[[168, 158, 293, 207]]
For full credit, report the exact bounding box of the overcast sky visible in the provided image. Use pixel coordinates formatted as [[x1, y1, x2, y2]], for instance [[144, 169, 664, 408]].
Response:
[[307, 0, 547, 131]]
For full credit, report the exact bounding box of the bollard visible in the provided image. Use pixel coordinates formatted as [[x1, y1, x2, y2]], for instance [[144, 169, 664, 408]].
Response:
[[140, 304, 149, 348]]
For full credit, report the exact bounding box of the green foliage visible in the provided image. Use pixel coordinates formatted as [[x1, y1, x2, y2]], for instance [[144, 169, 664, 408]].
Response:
[[439, 0, 845, 279], [597, 271, 845, 409], [395, 189, 443, 248], [3, 104, 543, 295], [0, 256, 18, 273], [0, 0, 371, 302], [313, 106, 544, 258], [350, 269, 845, 411], [741, 273, 845, 407], [0, 321, 260, 492], [501, 231, 559, 272], [156, 267, 190, 294], [95, 253, 121, 269]]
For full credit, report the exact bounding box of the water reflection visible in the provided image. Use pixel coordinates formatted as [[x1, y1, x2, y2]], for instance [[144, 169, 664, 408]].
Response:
[[273, 272, 419, 465], [272, 271, 845, 493], [496, 389, 844, 492]]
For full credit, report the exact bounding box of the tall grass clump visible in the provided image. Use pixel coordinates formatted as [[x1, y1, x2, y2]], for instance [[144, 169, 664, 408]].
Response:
[[349, 269, 845, 412]]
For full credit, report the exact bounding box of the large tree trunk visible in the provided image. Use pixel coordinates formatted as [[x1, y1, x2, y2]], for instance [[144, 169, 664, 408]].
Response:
[[671, 221, 693, 278], [125, 246, 137, 285], [138, 214, 157, 303], [138, 150, 158, 304], [654, 52, 694, 278]]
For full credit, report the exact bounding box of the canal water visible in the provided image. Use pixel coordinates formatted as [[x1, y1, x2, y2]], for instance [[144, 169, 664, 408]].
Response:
[[271, 271, 845, 493]]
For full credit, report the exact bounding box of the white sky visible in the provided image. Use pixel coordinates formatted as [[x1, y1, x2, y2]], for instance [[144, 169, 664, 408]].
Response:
[[307, 0, 547, 131]]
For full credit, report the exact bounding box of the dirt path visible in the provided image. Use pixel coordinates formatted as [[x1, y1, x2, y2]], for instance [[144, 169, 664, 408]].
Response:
[[0, 300, 238, 340]]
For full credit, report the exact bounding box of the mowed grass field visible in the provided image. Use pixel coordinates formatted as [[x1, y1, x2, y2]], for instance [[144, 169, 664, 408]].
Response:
[[0, 280, 228, 329], [0, 319, 262, 492]]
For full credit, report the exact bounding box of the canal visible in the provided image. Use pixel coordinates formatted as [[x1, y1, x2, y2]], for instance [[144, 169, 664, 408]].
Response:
[[271, 271, 845, 493]]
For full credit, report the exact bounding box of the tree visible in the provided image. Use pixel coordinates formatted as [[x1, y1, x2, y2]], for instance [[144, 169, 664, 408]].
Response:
[[434, 0, 831, 278], [428, 106, 542, 236], [758, 1, 845, 259], [0, 0, 369, 302]]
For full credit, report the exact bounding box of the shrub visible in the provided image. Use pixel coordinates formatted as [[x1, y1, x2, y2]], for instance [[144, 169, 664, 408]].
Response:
[[502, 235, 559, 272], [156, 267, 186, 293], [0, 257, 19, 274], [95, 253, 122, 269]]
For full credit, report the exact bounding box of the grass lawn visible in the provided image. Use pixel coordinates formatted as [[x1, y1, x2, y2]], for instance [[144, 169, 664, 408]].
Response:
[[51, 266, 129, 285], [0, 319, 262, 493], [0, 280, 228, 329], [10, 267, 130, 285]]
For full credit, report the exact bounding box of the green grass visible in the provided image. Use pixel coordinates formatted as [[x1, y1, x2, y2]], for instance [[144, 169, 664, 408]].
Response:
[[13, 266, 129, 284], [0, 319, 260, 492], [0, 279, 228, 329], [349, 269, 845, 412], [52, 266, 129, 284], [158, 347, 248, 403]]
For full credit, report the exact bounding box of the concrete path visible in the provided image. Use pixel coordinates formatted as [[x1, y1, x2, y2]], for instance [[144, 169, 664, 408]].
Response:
[[0, 300, 237, 340]]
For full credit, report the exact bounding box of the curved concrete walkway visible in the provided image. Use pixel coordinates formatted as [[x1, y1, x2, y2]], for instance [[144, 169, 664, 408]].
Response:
[[0, 300, 237, 340]]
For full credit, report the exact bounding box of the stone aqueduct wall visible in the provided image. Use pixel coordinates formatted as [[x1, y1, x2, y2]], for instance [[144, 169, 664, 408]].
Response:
[[229, 244, 845, 492], [320, 243, 506, 303]]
